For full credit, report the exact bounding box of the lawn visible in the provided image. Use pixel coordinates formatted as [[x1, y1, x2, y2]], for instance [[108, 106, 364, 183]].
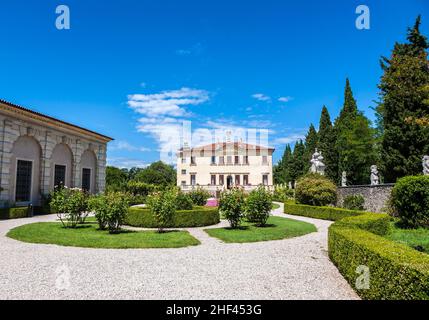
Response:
[[384, 223, 429, 254], [7, 222, 200, 249], [205, 216, 316, 243]]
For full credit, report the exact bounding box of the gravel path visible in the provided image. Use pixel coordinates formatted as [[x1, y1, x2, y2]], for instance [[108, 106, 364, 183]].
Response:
[[0, 203, 359, 300]]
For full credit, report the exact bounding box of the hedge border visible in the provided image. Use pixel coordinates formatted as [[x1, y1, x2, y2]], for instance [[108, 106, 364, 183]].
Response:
[[284, 202, 429, 299], [125, 206, 220, 228], [0, 207, 29, 220], [284, 202, 363, 221]]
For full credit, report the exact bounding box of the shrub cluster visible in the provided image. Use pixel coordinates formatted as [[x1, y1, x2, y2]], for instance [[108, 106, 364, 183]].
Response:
[[245, 186, 272, 226], [329, 215, 429, 300], [146, 188, 177, 233], [88, 192, 130, 233], [342, 194, 365, 211], [390, 175, 429, 228], [295, 173, 337, 206], [219, 188, 246, 228], [0, 207, 29, 220], [272, 184, 294, 202], [125, 206, 220, 228], [188, 187, 211, 206], [50, 187, 89, 228], [175, 192, 194, 210]]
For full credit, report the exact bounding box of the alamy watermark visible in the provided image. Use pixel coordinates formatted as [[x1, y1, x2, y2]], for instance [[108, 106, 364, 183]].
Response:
[[355, 265, 370, 290], [356, 5, 370, 30], [56, 5, 70, 30], [55, 264, 71, 291]]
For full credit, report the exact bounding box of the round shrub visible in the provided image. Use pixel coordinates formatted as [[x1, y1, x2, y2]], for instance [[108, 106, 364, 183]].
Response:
[[295, 173, 337, 206], [175, 192, 193, 210], [146, 188, 176, 233], [50, 187, 88, 228], [343, 194, 365, 211], [125, 207, 220, 228], [188, 187, 211, 206], [390, 175, 429, 228], [245, 186, 273, 226], [219, 188, 245, 228]]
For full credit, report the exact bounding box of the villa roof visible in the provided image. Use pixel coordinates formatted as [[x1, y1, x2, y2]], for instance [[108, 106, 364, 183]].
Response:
[[0, 99, 113, 142], [179, 142, 275, 152]]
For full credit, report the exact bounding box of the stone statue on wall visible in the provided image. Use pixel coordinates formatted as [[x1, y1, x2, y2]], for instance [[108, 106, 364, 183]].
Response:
[[310, 149, 326, 175], [288, 181, 292, 189], [341, 171, 347, 187], [423, 155, 429, 176], [370, 165, 380, 185]]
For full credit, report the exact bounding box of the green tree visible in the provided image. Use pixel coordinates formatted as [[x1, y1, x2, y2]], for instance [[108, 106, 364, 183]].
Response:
[[335, 79, 377, 184], [106, 166, 129, 191], [290, 140, 306, 182], [274, 144, 292, 184], [318, 106, 338, 182], [135, 161, 176, 186], [303, 124, 318, 172], [377, 16, 429, 182]]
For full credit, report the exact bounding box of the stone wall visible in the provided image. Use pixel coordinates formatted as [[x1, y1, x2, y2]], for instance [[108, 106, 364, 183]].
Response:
[[337, 184, 395, 213]]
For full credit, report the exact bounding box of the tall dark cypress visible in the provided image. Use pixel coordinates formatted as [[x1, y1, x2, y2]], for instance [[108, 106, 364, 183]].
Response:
[[303, 124, 319, 172], [318, 106, 338, 182]]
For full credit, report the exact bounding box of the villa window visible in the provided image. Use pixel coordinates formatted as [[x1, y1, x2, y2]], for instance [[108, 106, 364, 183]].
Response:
[[219, 156, 225, 165], [211, 175, 216, 185], [181, 157, 186, 164], [211, 156, 216, 165], [82, 168, 91, 192], [262, 156, 268, 165], [243, 175, 249, 185], [15, 160, 32, 202], [235, 175, 240, 186], [191, 156, 196, 165], [181, 181, 186, 186], [181, 169, 186, 175], [54, 165, 66, 188], [227, 156, 232, 165], [234, 156, 240, 165], [263, 174, 268, 186], [190, 174, 196, 186], [243, 156, 249, 165], [219, 175, 224, 185]]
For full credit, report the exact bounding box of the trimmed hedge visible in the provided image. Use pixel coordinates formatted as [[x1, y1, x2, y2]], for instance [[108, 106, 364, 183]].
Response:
[[329, 224, 429, 300], [0, 207, 29, 220], [335, 213, 392, 236], [125, 206, 220, 228], [284, 203, 363, 221]]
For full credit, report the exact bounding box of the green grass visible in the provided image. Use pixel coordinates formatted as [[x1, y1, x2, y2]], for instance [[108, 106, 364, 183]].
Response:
[[205, 216, 316, 243], [272, 203, 280, 210], [7, 222, 200, 249], [385, 222, 429, 254]]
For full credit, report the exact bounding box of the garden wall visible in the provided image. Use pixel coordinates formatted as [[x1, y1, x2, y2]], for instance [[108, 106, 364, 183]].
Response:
[[337, 184, 394, 213]]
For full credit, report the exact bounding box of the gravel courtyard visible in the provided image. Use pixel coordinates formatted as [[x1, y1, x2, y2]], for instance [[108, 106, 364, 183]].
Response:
[[0, 203, 359, 300]]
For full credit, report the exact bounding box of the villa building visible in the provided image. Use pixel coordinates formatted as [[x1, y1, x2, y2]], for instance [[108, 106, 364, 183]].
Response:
[[0, 99, 113, 208], [177, 141, 274, 196]]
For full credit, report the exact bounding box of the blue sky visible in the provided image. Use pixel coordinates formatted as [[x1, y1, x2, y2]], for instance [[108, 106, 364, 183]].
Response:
[[1, 0, 428, 167]]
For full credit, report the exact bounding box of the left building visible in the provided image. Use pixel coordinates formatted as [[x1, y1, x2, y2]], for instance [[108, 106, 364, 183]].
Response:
[[0, 99, 113, 209]]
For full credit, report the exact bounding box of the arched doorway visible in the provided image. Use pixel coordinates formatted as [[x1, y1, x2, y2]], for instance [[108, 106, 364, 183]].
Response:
[[9, 136, 42, 205], [80, 150, 97, 193], [51, 143, 73, 189], [226, 175, 233, 189]]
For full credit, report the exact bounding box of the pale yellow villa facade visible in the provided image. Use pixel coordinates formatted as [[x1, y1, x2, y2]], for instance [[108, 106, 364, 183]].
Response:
[[177, 141, 274, 196], [0, 99, 113, 209]]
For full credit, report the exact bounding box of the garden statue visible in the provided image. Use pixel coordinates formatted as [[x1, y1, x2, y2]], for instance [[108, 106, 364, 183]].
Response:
[[370, 165, 380, 185], [423, 155, 429, 176], [310, 149, 326, 175], [288, 181, 292, 189], [341, 171, 347, 187]]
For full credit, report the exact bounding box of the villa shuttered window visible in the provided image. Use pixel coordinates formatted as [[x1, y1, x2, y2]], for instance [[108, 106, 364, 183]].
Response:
[[15, 160, 32, 202], [82, 168, 91, 191], [54, 165, 66, 188]]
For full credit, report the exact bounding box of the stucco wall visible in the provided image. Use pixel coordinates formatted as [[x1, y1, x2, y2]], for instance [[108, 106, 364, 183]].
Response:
[[336, 184, 395, 213]]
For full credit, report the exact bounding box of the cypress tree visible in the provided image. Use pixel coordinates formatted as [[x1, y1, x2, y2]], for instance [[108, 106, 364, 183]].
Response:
[[377, 16, 429, 182], [303, 124, 319, 172], [274, 144, 292, 184], [290, 140, 306, 182], [318, 106, 338, 182]]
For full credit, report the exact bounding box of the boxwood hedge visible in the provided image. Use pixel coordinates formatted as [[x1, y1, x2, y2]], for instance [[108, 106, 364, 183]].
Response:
[[125, 206, 220, 228], [284, 201, 429, 299], [284, 202, 363, 221], [0, 207, 29, 220]]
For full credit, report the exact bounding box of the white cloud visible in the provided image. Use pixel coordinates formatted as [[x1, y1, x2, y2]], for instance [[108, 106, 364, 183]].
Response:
[[273, 134, 305, 145], [128, 87, 209, 117], [252, 93, 271, 102], [175, 43, 204, 56], [107, 157, 148, 169], [278, 96, 293, 102], [109, 140, 150, 152]]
